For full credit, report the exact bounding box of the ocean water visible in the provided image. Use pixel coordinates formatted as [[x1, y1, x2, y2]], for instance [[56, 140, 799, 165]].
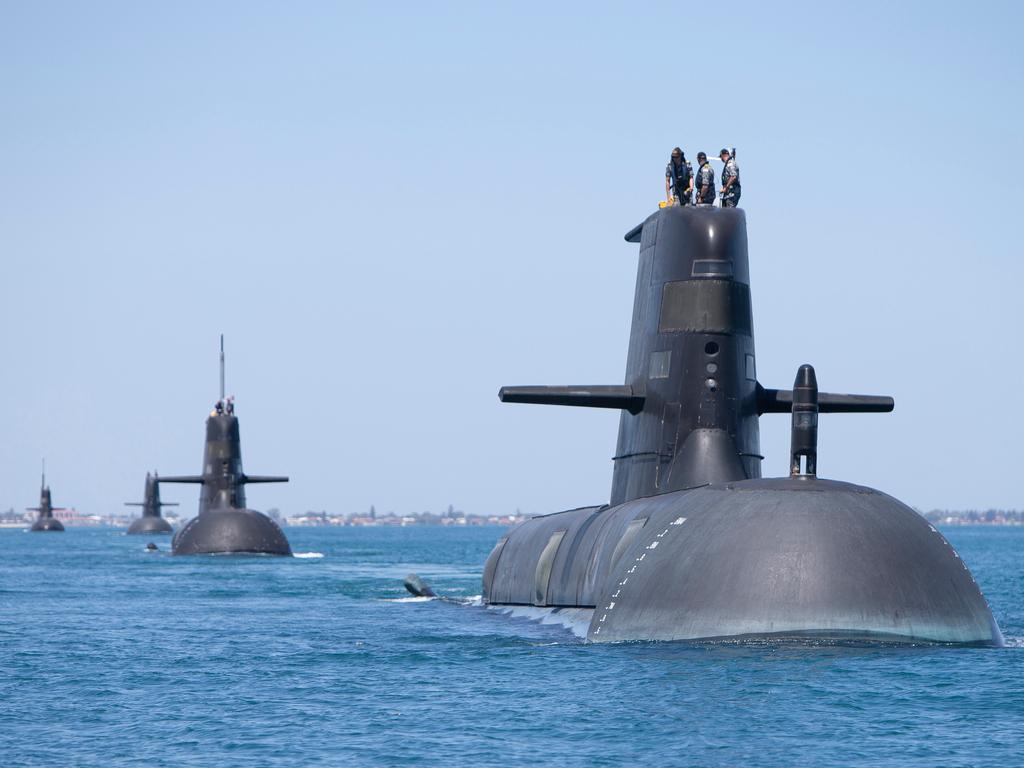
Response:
[[1, 524, 1021, 767]]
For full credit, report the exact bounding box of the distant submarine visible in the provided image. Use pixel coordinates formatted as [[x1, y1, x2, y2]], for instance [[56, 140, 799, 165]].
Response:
[[484, 206, 1002, 646], [125, 472, 176, 535], [28, 462, 65, 532], [159, 337, 292, 556]]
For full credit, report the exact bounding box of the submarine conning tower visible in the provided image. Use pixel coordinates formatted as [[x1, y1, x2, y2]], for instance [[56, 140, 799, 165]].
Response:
[[197, 411, 251, 515], [500, 207, 892, 504], [611, 207, 759, 502], [159, 337, 291, 556]]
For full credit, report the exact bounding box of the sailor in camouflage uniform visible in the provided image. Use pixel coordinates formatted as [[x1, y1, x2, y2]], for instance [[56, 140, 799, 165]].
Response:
[[695, 152, 715, 205], [719, 148, 741, 208]]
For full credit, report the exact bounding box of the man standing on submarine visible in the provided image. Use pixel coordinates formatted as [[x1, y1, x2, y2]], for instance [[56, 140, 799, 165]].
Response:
[[695, 151, 716, 205], [719, 148, 741, 207], [665, 147, 693, 205]]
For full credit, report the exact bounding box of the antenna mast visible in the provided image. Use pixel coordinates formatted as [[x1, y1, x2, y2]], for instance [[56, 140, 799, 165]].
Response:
[[219, 334, 225, 403]]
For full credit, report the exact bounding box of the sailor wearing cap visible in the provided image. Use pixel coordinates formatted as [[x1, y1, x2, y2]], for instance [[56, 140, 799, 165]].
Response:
[[695, 152, 716, 205], [719, 148, 741, 208]]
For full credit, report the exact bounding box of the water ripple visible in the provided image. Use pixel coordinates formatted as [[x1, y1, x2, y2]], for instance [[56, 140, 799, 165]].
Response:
[[0, 525, 1021, 767]]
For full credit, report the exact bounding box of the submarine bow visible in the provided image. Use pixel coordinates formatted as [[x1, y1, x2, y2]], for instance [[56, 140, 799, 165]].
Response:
[[485, 206, 1001, 646]]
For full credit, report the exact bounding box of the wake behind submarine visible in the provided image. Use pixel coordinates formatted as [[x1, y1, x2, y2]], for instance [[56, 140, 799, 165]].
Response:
[[159, 337, 292, 556], [125, 472, 176, 534], [485, 205, 1002, 646], [28, 463, 65, 532]]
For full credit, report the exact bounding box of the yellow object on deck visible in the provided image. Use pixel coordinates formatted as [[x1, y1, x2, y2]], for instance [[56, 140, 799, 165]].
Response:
[[659, 197, 675, 209]]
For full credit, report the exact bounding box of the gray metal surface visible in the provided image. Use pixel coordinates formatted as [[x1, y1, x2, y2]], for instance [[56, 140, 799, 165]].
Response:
[[171, 507, 290, 556], [30, 516, 64, 532], [588, 479, 1001, 644], [127, 515, 173, 535], [484, 506, 601, 605]]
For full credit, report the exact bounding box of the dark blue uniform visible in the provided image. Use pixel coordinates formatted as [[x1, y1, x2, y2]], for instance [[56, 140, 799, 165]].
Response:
[[696, 161, 715, 205], [665, 160, 692, 204]]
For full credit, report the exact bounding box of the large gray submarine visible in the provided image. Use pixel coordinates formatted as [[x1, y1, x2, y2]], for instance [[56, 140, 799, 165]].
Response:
[[125, 472, 176, 535], [159, 338, 292, 556], [485, 206, 1002, 645]]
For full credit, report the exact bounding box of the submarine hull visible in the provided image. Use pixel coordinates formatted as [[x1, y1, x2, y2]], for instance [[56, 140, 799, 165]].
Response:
[[483, 479, 1002, 646], [171, 507, 291, 556], [590, 478, 1000, 644], [127, 515, 173, 535], [30, 517, 64, 532]]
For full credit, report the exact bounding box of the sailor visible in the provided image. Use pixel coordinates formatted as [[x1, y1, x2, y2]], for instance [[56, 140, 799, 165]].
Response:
[[215, 400, 224, 416], [695, 152, 715, 205], [719, 148, 741, 208], [665, 147, 693, 205]]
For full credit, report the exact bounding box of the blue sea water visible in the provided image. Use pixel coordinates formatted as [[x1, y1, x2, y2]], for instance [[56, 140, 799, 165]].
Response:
[[1, 524, 1021, 767]]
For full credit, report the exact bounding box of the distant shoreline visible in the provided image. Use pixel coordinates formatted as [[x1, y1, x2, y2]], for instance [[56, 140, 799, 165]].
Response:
[[3, 510, 1023, 529], [1, 519, 1023, 530]]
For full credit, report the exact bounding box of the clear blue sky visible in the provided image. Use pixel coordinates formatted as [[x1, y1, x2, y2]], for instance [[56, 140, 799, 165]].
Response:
[[1, 1, 1021, 517]]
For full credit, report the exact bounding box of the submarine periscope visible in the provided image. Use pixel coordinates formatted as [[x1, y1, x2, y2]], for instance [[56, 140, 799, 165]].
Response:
[[485, 205, 1002, 646]]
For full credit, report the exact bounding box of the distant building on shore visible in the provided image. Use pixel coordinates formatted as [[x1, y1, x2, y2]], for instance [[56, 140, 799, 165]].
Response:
[[14, 505, 1018, 529], [921, 509, 1024, 526], [282, 507, 526, 527]]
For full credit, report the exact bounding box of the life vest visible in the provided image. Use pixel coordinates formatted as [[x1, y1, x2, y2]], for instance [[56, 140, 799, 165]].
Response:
[[668, 160, 690, 194]]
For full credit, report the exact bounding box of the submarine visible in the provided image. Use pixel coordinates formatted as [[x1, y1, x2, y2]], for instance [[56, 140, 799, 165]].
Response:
[[159, 337, 292, 556], [28, 463, 65, 532], [124, 472, 176, 534], [484, 205, 1002, 646]]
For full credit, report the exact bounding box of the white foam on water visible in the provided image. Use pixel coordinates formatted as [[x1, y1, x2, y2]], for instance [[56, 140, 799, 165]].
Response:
[[1002, 636, 1024, 649], [489, 604, 593, 639], [292, 552, 324, 559], [384, 596, 435, 603]]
